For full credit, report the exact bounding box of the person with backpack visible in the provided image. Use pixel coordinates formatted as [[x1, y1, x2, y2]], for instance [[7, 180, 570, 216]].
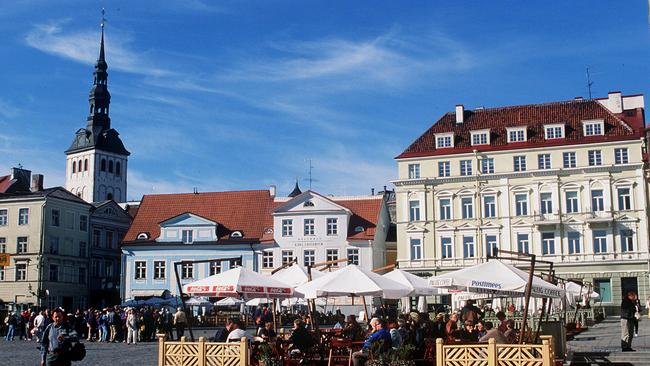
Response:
[[40, 308, 84, 366]]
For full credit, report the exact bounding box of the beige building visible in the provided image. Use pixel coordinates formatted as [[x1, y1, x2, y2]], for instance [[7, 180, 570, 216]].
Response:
[[0, 168, 92, 311], [393, 93, 648, 309]]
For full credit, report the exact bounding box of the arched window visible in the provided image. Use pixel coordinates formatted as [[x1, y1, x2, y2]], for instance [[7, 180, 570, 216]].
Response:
[[108, 160, 114, 173], [77, 160, 82, 172], [84, 159, 88, 171], [115, 162, 121, 176], [107, 193, 113, 200], [100, 159, 106, 171], [72, 161, 76, 173]]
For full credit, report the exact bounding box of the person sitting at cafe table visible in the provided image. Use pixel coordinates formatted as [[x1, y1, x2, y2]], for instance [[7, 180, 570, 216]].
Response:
[[432, 312, 446, 339], [458, 320, 478, 342], [258, 322, 276, 342], [342, 315, 363, 341], [333, 315, 345, 329], [445, 313, 459, 342], [475, 321, 487, 339], [496, 311, 508, 333], [503, 319, 518, 343], [226, 318, 250, 342], [478, 321, 507, 344], [352, 318, 392, 366], [288, 319, 314, 355]]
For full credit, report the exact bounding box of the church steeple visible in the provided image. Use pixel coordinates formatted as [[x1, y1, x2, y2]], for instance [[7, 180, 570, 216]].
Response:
[[87, 12, 111, 132]]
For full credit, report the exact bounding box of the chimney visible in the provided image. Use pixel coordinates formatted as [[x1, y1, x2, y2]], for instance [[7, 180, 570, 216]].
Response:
[[608, 91, 623, 113], [371, 188, 375, 195], [31, 174, 43, 192], [455, 104, 464, 123], [269, 185, 276, 198]]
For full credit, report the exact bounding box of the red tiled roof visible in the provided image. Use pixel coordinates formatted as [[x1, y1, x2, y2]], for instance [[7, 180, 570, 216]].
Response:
[[397, 99, 645, 159], [332, 197, 384, 241], [123, 190, 275, 243], [0, 175, 15, 193]]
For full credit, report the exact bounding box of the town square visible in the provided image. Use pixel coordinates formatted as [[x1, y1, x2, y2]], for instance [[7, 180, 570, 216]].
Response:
[[0, 1, 650, 366]]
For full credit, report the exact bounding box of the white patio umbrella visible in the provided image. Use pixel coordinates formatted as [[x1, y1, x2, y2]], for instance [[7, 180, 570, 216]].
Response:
[[215, 297, 244, 307], [280, 297, 326, 307], [185, 297, 212, 306], [183, 266, 294, 299], [294, 264, 412, 299], [565, 282, 600, 299], [246, 298, 273, 306], [429, 260, 565, 299], [382, 269, 439, 296], [271, 263, 325, 288]]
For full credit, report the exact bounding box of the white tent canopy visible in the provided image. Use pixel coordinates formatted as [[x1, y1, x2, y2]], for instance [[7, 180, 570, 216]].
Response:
[[382, 269, 439, 296], [271, 263, 325, 288], [429, 260, 565, 299], [185, 297, 212, 306], [246, 298, 273, 306], [565, 281, 600, 299], [215, 297, 244, 306], [183, 267, 294, 299], [280, 297, 326, 307], [294, 264, 412, 299]]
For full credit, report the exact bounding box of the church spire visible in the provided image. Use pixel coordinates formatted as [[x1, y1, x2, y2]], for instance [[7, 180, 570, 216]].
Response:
[[87, 8, 111, 132]]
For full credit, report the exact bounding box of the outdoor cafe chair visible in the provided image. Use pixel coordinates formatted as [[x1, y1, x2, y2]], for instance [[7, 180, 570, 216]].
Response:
[[328, 338, 353, 366]]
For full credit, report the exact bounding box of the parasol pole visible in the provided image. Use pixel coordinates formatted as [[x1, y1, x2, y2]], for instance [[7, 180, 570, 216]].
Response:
[[360, 295, 369, 323], [519, 254, 536, 344], [306, 265, 317, 330]]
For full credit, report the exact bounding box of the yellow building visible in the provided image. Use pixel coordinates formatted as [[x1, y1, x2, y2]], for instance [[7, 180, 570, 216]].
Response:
[[394, 92, 648, 309]]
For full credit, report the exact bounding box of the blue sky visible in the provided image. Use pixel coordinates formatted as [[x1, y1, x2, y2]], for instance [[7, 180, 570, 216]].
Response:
[[0, 1, 649, 200]]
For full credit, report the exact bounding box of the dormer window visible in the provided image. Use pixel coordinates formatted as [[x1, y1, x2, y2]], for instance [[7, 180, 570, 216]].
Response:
[[544, 124, 565, 139], [507, 127, 527, 143], [264, 227, 274, 235], [230, 231, 243, 238], [435, 133, 454, 148], [181, 229, 193, 244], [136, 232, 149, 240], [583, 120, 604, 136], [470, 129, 490, 146], [354, 226, 365, 233]]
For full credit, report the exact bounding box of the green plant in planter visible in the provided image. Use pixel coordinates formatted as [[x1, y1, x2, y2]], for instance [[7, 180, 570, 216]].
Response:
[[257, 343, 281, 366], [388, 344, 416, 366]]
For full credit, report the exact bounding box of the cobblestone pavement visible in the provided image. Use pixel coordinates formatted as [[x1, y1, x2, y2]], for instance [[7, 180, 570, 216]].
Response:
[[0, 328, 220, 366]]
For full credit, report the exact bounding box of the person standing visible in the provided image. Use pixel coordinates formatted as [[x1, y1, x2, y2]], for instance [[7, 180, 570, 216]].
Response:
[[40, 308, 77, 366], [621, 291, 637, 352], [633, 296, 641, 337], [126, 309, 139, 345], [4, 312, 17, 341], [34, 311, 46, 342], [173, 307, 187, 340]]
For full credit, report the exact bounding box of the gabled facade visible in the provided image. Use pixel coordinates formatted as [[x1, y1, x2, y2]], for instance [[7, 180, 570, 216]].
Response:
[[394, 93, 649, 308]]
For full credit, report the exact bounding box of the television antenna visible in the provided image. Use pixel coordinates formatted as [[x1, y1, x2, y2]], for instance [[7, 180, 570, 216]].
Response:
[[586, 67, 594, 100]]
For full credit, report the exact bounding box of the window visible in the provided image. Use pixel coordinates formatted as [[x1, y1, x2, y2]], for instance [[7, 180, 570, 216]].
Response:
[[93, 230, 101, 248], [0, 209, 6, 226], [18, 208, 29, 225], [84, 159, 88, 171], [588, 150, 602, 166], [134, 261, 146, 280], [542, 232, 555, 255], [436, 134, 453, 148], [471, 131, 489, 145], [515, 194, 528, 216], [620, 229, 634, 252], [303, 249, 315, 267], [439, 199, 451, 220], [517, 233, 529, 254], [461, 197, 473, 219], [78, 267, 86, 284], [0, 238, 5, 253], [65, 212, 74, 229], [463, 236, 475, 258], [181, 263, 194, 279], [617, 188, 631, 211], [0, 266, 3, 281], [567, 232, 581, 254], [49, 264, 59, 282], [100, 158, 106, 171], [282, 219, 293, 237], [538, 154, 551, 170], [486, 235, 498, 257], [593, 230, 607, 253], [481, 158, 494, 174], [409, 201, 421, 221], [16, 263, 27, 281], [49, 237, 59, 254], [483, 196, 496, 218], [508, 128, 526, 142], [106, 231, 114, 249], [565, 191, 579, 213], [593, 279, 611, 302], [115, 162, 121, 176], [72, 161, 76, 173], [17, 237, 27, 254], [51, 209, 60, 227], [408, 164, 420, 179], [326, 249, 339, 265], [410, 238, 422, 260], [262, 251, 274, 269], [540, 193, 553, 214], [545, 125, 564, 139], [438, 161, 450, 177], [181, 229, 193, 244], [304, 218, 315, 236], [209, 261, 222, 276], [460, 160, 472, 176], [105, 261, 114, 277], [79, 240, 87, 257], [347, 248, 360, 265], [584, 121, 603, 136], [154, 261, 166, 280], [614, 148, 628, 164], [326, 218, 338, 236], [441, 237, 453, 259], [92, 259, 100, 277], [282, 250, 294, 265], [79, 215, 88, 232], [563, 152, 576, 168], [230, 259, 242, 269], [513, 156, 526, 172], [77, 161, 82, 173], [591, 190, 604, 212]]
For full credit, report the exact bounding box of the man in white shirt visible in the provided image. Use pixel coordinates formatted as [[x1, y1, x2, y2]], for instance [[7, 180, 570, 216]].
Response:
[[33, 311, 46, 342], [226, 318, 250, 342]]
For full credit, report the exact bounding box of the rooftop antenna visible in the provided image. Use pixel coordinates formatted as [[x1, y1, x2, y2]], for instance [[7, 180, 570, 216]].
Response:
[[101, 8, 106, 28], [306, 158, 314, 190], [586, 67, 594, 100]]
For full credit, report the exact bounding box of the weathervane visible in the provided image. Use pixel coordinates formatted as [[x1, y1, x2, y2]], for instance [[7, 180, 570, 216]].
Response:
[[101, 8, 106, 28]]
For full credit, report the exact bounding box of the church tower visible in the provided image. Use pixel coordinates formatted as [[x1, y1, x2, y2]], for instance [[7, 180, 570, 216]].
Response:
[[65, 19, 129, 203]]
